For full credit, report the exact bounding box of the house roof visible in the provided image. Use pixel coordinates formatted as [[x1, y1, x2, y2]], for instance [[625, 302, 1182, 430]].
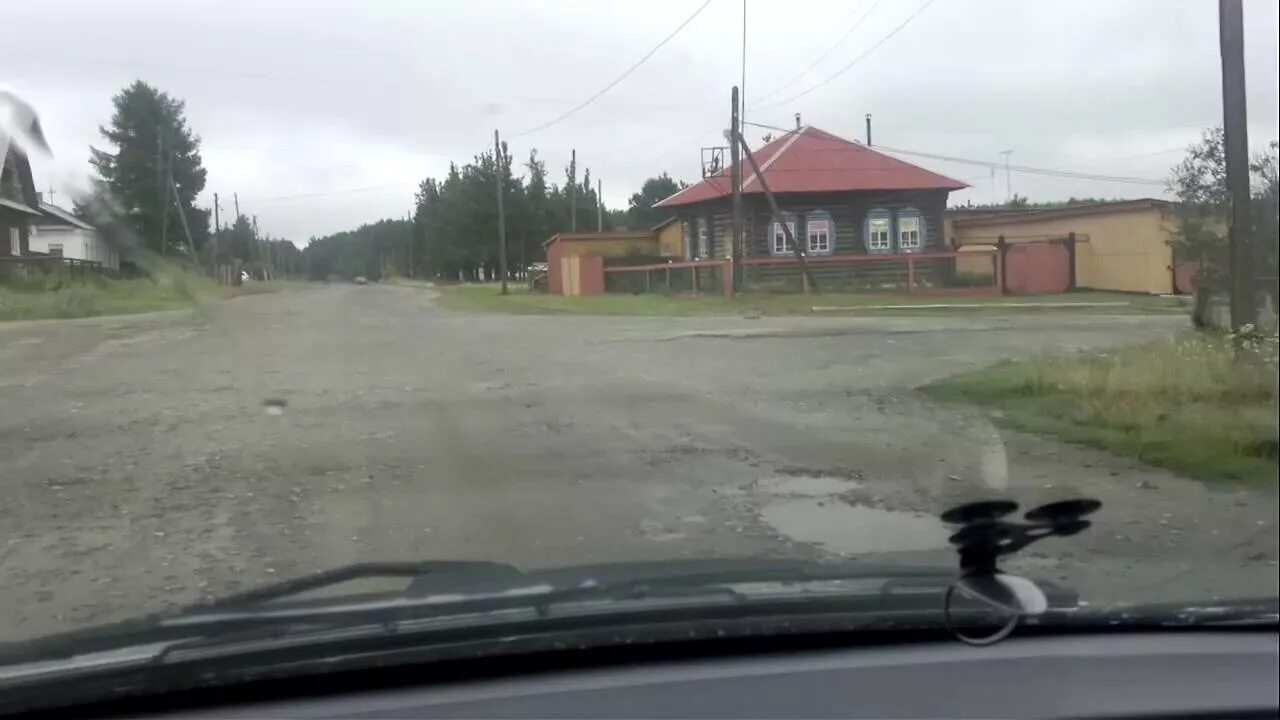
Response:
[[36, 202, 94, 230], [0, 197, 42, 216], [950, 199, 1172, 228], [542, 231, 655, 248], [654, 126, 966, 208]]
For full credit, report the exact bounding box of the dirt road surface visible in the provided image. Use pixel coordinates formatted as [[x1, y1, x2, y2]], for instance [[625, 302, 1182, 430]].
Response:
[[2, 285, 1275, 641]]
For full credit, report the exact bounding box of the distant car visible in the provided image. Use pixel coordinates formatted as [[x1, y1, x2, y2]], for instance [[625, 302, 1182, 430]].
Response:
[[354, 276, 368, 285]]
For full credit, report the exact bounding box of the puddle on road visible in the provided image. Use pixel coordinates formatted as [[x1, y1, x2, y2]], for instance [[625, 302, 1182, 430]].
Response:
[[760, 500, 949, 555], [758, 475, 860, 497]]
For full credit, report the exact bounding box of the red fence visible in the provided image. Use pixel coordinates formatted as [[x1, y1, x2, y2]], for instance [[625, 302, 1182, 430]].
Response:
[[603, 259, 734, 299], [741, 250, 1000, 296]]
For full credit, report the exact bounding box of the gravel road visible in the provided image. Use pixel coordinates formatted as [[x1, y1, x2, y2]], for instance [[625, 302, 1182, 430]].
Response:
[[1, 285, 1275, 641]]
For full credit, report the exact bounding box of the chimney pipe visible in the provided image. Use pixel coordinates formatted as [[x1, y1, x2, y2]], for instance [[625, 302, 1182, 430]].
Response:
[[865, 114, 872, 146], [794, 113, 801, 130]]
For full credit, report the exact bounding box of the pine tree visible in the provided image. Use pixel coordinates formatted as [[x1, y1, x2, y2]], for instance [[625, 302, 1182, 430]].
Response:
[[89, 81, 210, 256]]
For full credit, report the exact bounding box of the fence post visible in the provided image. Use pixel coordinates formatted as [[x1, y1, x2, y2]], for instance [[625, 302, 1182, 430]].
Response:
[[907, 255, 916, 293], [801, 266, 810, 294], [1065, 232, 1077, 291], [996, 235, 1008, 296], [644, 269, 651, 293], [666, 266, 671, 293], [723, 259, 734, 300], [692, 266, 700, 294]]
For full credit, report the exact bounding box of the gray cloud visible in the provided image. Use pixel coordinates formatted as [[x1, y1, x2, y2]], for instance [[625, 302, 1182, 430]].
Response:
[[3, 0, 1277, 242]]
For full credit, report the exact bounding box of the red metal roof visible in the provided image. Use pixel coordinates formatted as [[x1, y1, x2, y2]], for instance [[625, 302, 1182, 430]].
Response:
[[654, 126, 966, 208]]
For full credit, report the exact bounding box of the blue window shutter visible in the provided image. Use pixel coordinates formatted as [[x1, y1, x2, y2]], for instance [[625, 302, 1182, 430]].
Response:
[[864, 208, 892, 255], [896, 207, 924, 254], [806, 209, 834, 255]]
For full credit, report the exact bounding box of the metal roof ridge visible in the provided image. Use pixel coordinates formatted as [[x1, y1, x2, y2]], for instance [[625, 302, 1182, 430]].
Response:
[[742, 127, 808, 193]]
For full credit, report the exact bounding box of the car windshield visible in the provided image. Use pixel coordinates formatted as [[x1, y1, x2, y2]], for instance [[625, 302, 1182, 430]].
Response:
[[1, 0, 1277, 658]]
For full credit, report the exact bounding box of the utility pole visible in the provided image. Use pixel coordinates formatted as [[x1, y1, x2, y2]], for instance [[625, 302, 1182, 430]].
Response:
[[1000, 150, 1013, 202], [730, 85, 743, 290], [569, 149, 577, 232], [740, 0, 747, 141], [157, 135, 169, 255], [407, 208, 415, 279], [865, 114, 872, 146], [596, 178, 603, 232], [738, 129, 813, 293], [168, 165, 199, 272], [1219, 0, 1256, 329], [495, 129, 508, 295], [252, 214, 259, 270], [211, 192, 221, 273]]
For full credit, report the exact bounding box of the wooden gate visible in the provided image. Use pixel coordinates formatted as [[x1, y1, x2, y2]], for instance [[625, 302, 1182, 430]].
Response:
[[1003, 241, 1072, 295]]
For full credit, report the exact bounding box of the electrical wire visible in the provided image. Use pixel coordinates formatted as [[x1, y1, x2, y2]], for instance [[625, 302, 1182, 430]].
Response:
[[756, 0, 938, 110], [508, 0, 714, 139], [753, 0, 884, 101], [739, 120, 1165, 185]]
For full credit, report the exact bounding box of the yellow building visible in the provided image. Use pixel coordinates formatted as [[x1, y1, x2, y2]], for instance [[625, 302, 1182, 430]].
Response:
[[653, 217, 683, 258], [947, 199, 1185, 295]]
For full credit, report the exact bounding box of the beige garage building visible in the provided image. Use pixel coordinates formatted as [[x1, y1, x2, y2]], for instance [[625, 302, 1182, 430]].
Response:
[[945, 199, 1189, 295]]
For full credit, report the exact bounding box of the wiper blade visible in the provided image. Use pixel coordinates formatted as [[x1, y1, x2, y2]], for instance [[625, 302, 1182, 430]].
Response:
[[205, 561, 519, 609]]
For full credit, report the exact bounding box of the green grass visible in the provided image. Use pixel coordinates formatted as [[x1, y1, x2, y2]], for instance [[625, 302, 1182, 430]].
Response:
[[0, 271, 289, 322], [432, 283, 1188, 317], [922, 333, 1280, 485]]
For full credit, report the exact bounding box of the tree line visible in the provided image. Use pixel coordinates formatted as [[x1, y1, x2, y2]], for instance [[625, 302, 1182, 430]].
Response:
[[303, 150, 686, 281]]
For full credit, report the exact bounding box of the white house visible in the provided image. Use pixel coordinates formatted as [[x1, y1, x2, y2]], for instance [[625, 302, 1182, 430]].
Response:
[[28, 201, 119, 269]]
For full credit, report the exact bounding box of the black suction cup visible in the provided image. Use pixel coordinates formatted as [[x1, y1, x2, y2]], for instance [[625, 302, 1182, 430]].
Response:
[[1024, 499, 1102, 524], [941, 500, 1019, 525]]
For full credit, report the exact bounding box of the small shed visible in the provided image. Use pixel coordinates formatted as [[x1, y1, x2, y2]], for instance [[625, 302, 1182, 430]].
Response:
[[543, 231, 660, 296]]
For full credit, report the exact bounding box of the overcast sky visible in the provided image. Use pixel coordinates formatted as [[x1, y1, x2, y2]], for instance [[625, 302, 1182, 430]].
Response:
[[4, 0, 1278, 243]]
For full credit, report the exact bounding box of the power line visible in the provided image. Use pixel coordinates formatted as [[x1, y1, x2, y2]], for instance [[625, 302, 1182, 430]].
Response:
[[737, 120, 1166, 185], [249, 183, 410, 203], [756, 0, 937, 110], [509, 0, 713, 139], [754, 0, 884, 101]]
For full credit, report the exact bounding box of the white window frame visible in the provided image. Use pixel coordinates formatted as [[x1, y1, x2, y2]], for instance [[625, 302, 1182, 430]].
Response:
[[806, 218, 831, 254], [898, 214, 922, 251], [696, 218, 709, 258], [8, 227, 19, 256], [772, 221, 796, 255], [867, 217, 892, 251]]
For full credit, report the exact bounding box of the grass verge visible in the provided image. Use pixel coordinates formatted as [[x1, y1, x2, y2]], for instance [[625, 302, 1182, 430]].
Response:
[[432, 283, 1188, 317], [1, 272, 289, 322], [921, 333, 1279, 485]]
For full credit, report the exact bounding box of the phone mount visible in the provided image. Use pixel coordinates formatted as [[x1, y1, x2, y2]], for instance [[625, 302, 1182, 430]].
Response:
[[940, 498, 1101, 645]]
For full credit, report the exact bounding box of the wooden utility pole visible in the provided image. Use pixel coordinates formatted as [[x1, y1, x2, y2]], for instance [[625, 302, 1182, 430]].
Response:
[[157, 135, 169, 255], [213, 192, 221, 234], [1219, 0, 1256, 329], [738, 130, 814, 293], [233, 192, 240, 220], [407, 209, 415, 279], [596, 178, 603, 232], [569, 149, 577, 232], [730, 86, 743, 290], [495, 129, 509, 295], [168, 167, 199, 272]]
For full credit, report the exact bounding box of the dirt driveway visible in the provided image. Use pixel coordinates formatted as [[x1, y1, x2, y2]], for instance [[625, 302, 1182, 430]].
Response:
[[1, 285, 1274, 641]]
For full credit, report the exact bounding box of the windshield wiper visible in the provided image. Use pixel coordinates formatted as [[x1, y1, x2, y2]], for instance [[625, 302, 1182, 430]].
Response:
[[3, 560, 961, 668], [204, 561, 520, 608]]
